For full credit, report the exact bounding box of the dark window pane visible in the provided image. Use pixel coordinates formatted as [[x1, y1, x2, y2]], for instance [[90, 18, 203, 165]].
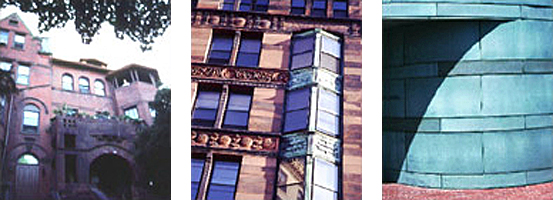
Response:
[[291, 8, 305, 15], [236, 53, 259, 67], [320, 53, 340, 73], [313, 0, 326, 9], [192, 158, 204, 199], [311, 9, 326, 17], [319, 89, 339, 114], [333, 1, 347, 10], [286, 88, 310, 111], [211, 161, 240, 185], [316, 111, 339, 136], [284, 109, 309, 132], [313, 185, 338, 200], [239, 38, 261, 53], [211, 36, 234, 51], [293, 37, 314, 54], [334, 10, 347, 18], [255, 5, 268, 11], [291, 52, 313, 69], [222, 3, 234, 10], [192, 109, 218, 120], [239, 4, 251, 11], [207, 185, 236, 200], [227, 93, 251, 111], [223, 111, 249, 128], [291, 0, 305, 7]]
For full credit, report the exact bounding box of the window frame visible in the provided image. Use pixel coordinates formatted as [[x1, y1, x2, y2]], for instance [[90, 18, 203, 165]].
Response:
[[192, 156, 205, 200], [17, 154, 39, 165], [283, 87, 311, 133], [16, 64, 30, 85], [290, 35, 315, 70], [206, 156, 241, 200], [311, 0, 327, 17], [0, 61, 12, 71], [124, 106, 140, 120], [93, 79, 106, 96], [62, 74, 74, 91], [316, 88, 341, 136], [192, 86, 222, 127], [332, 0, 348, 18], [291, 0, 306, 15], [222, 88, 253, 129], [13, 33, 25, 50], [22, 104, 40, 134], [207, 32, 235, 65], [78, 77, 90, 94], [0, 30, 8, 45], [235, 33, 263, 68]]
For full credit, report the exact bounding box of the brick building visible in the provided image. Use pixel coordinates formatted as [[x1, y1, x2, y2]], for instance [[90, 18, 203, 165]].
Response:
[[0, 13, 160, 199], [191, 0, 362, 199]]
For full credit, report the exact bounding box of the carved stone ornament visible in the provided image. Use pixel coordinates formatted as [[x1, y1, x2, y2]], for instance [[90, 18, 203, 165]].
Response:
[[288, 67, 342, 93], [192, 9, 361, 37], [192, 130, 278, 152], [192, 64, 289, 86]]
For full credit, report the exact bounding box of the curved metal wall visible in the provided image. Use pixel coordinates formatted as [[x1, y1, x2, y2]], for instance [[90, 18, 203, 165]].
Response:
[[383, 1, 553, 188]]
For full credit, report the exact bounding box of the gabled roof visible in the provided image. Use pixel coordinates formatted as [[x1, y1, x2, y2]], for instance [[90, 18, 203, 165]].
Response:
[[0, 13, 35, 37], [52, 57, 111, 73]]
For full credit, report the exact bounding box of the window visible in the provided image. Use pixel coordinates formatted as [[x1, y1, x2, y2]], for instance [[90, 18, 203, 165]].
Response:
[[239, 0, 269, 12], [222, 0, 235, 10], [291, 0, 306, 15], [236, 33, 262, 67], [207, 160, 240, 200], [192, 158, 205, 199], [312, 159, 338, 199], [9, 20, 19, 26], [291, 36, 314, 70], [94, 80, 105, 96], [18, 154, 38, 165], [78, 77, 90, 94], [192, 89, 221, 127], [13, 33, 24, 49], [208, 33, 234, 65], [284, 88, 310, 132], [311, 0, 327, 17], [62, 74, 74, 91], [22, 104, 39, 134], [223, 90, 252, 129], [333, 0, 347, 18], [16, 65, 30, 85], [64, 134, 76, 149], [320, 35, 341, 73], [150, 107, 157, 118], [0, 30, 8, 45], [124, 106, 139, 119], [0, 61, 11, 71], [316, 89, 340, 135]]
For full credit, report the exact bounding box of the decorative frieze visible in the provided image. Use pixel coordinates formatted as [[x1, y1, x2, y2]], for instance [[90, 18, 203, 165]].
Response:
[[280, 132, 341, 163], [191, 130, 279, 152], [192, 63, 289, 87], [288, 67, 342, 92], [192, 9, 361, 37]]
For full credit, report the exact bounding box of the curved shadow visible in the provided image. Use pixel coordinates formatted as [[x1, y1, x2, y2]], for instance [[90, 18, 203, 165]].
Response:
[[382, 20, 504, 184]]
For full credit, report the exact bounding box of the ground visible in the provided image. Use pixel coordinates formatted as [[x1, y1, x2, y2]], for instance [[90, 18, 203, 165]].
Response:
[[383, 182, 553, 199]]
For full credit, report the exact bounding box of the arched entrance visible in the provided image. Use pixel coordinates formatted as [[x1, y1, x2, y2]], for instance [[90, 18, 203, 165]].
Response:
[[89, 154, 133, 199], [15, 154, 39, 200]]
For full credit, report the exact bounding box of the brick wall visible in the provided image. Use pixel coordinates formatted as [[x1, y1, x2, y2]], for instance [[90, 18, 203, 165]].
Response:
[[248, 88, 285, 133], [235, 155, 277, 200]]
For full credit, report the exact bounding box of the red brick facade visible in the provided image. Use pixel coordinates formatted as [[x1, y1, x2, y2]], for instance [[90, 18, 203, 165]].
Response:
[[0, 13, 160, 200]]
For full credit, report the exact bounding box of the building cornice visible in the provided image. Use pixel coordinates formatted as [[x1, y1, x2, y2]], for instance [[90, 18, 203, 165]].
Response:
[[191, 62, 289, 88], [191, 9, 361, 37]]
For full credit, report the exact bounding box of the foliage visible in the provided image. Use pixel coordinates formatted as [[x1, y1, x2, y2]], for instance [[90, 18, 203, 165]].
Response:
[[1, 0, 171, 51], [134, 88, 170, 196], [0, 70, 18, 96]]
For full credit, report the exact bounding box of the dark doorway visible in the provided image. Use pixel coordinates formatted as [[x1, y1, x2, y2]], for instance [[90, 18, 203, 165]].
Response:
[[89, 154, 132, 199]]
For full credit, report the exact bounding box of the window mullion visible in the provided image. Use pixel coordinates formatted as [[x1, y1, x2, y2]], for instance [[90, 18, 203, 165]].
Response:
[[197, 152, 214, 200], [214, 85, 230, 128], [305, 0, 313, 15], [229, 31, 241, 66]]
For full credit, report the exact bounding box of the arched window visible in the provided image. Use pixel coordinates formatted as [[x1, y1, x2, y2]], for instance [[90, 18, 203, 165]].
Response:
[[79, 77, 90, 94], [22, 104, 39, 134], [62, 74, 73, 91], [94, 80, 105, 96], [17, 154, 38, 165]]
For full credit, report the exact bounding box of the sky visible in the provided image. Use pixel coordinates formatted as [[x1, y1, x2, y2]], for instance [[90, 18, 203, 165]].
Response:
[[0, 6, 173, 87]]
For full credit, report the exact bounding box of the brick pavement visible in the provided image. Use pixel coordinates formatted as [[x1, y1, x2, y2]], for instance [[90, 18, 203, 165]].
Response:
[[383, 183, 553, 199]]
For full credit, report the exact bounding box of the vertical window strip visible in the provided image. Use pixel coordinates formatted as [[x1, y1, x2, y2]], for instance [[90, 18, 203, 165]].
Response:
[[291, 36, 315, 70], [223, 91, 252, 129], [124, 107, 139, 120], [0, 61, 11, 71], [207, 160, 240, 200], [79, 77, 90, 93], [222, 0, 236, 10], [0, 30, 8, 45], [284, 88, 311, 132], [13, 34, 25, 49], [320, 35, 342, 74], [208, 33, 234, 65], [291, 0, 306, 15], [22, 105, 40, 133], [192, 158, 205, 199], [236, 33, 262, 67], [192, 90, 221, 127], [62, 75, 74, 91], [311, 0, 327, 17], [16, 65, 30, 85], [254, 0, 269, 12], [94, 80, 106, 96], [333, 0, 348, 18]]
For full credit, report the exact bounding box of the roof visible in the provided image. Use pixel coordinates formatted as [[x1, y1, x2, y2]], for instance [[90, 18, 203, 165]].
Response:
[[107, 63, 160, 79], [52, 58, 112, 73], [0, 13, 35, 37]]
